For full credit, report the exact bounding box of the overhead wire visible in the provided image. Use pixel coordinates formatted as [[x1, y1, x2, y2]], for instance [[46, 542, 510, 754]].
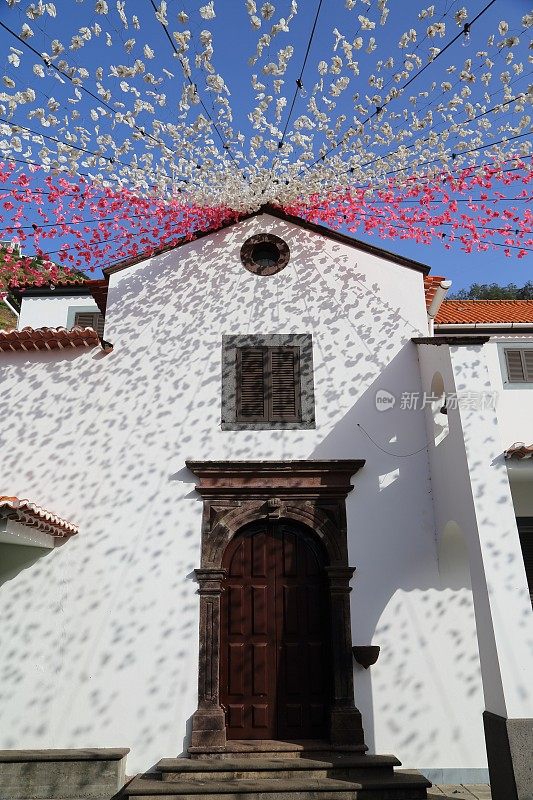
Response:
[[0, 15, 231, 197], [295, 0, 499, 179], [0, 13, 224, 191], [278, 0, 324, 149], [330, 92, 530, 183], [336, 62, 532, 184], [312, 131, 532, 197], [0, 19, 167, 151], [146, 0, 243, 172]]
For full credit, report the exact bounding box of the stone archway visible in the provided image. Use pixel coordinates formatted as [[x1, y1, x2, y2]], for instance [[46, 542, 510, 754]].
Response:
[[185, 460, 365, 754]]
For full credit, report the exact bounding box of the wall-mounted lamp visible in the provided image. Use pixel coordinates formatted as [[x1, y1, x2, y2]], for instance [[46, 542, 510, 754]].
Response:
[[352, 645, 380, 669]]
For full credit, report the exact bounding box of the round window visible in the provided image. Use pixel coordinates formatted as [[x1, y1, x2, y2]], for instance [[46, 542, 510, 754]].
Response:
[[240, 233, 290, 276]]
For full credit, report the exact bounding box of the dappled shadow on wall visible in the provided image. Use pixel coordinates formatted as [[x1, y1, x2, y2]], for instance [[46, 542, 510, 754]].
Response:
[[0, 222, 494, 771], [311, 357, 484, 765]]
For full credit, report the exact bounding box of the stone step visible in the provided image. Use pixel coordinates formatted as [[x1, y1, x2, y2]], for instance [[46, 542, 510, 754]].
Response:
[[125, 772, 431, 800], [157, 755, 401, 782], [188, 740, 367, 761]]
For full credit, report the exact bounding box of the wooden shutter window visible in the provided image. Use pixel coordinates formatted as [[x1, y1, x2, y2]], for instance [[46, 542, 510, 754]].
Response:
[[270, 347, 300, 421], [74, 312, 105, 336], [524, 350, 533, 382], [505, 349, 525, 382], [504, 348, 533, 383], [236, 347, 267, 421], [236, 345, 301, 423]]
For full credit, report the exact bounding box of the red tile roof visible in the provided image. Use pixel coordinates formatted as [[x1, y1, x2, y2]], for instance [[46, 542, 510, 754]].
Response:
[[436, 300, 533, 325], [0, 496, 78, 537], [505, 443, 533, 460], [424, 278, 533, 324], [0, 325, 101, 352]]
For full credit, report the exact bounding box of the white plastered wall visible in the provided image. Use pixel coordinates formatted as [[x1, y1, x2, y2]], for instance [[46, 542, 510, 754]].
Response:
[[483, 336, 533, 516], [417, 341, 533, 730], [17, 294, 99, 330], [0, 214, 487, 775]]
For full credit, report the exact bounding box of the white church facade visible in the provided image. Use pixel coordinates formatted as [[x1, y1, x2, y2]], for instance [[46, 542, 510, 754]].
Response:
[[0, 207, 532, 800]]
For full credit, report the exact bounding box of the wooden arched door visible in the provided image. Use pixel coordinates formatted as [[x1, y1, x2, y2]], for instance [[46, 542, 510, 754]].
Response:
[[220, 521, 331, 740]]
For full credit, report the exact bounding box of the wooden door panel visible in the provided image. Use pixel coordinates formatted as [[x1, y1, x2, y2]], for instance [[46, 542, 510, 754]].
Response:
[[251, 586, 267, 634], [275, 524, 330, 740], [282, 585, 300, 634], [252, 642, 268, 695], [228, 705, 245, 729], [281, 530, 298, 576], [228, 587, 244, 635], [252, 704, 269, 728], [228, 643, 245, 695], [220, 522, 330, 740], [252, 533, 267, 576], [285, 704, 302, 728], [221, 528, 277, 739], [308, 642, 325, 693], [307, 590, 322, 634]]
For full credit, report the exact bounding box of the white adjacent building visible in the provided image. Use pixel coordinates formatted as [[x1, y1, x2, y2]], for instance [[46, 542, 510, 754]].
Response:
[[0, 207, 531, 800]]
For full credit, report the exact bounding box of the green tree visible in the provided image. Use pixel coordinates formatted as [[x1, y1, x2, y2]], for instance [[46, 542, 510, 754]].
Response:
[[0, 243, 87, 293], [450, 282, 533, 300]]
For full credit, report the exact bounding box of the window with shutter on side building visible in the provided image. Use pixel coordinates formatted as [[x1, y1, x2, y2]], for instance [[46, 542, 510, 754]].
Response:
[[504, 348, 533, 383], [74, 312, 105, 336]]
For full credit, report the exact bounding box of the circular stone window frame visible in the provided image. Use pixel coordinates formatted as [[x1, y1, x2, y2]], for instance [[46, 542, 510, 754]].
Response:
[[240, 233, 290, 276]]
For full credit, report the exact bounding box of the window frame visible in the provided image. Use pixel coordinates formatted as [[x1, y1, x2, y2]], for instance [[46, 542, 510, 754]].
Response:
[[221, 334, 315, 430]]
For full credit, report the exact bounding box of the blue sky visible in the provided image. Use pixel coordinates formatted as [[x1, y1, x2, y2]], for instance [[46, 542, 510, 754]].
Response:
[[0, 0, 531, 290]]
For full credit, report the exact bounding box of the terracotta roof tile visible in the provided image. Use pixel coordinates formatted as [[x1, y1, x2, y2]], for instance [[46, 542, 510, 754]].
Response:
[[0, 326, 100, 352], [436, 300, 533, 324], [0, 496, 78, 537], [504, 443, 533, 460]]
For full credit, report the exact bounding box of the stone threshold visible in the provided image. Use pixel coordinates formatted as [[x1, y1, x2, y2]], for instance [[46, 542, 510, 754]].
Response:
[[0, 748, 129, 762], [189, 739, 367, 758]]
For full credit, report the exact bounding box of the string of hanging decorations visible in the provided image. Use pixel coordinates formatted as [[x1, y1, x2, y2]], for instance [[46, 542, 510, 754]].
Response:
[[0, 0, 531, 290]]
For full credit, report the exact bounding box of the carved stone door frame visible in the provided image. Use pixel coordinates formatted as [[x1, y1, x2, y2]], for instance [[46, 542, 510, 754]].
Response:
[[185, 459, 366, 754]]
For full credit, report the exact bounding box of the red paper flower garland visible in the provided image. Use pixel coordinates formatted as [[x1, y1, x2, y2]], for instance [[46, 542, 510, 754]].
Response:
[[1, 156, 531, 294]]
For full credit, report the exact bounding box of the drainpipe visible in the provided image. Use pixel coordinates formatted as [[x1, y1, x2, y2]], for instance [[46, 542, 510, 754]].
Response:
[[2, 296, 19, 321], [427, 280, 452, 336]]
